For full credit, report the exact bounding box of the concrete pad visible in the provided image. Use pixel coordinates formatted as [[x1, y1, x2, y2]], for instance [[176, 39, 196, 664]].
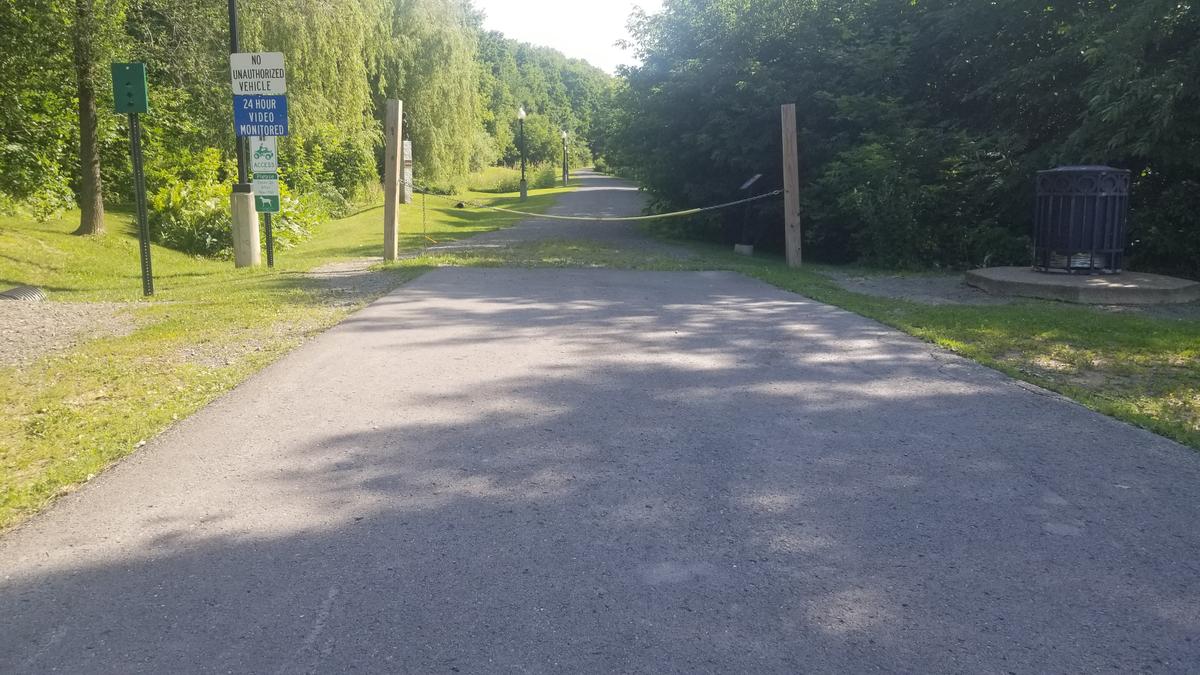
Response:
[[966, 266, 1200, 304]]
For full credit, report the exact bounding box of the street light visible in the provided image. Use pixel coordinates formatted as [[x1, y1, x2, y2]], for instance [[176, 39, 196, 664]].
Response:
[[518, 107, 527, 201], [561, 130, 569, 186], [227, 0, 259, 269]]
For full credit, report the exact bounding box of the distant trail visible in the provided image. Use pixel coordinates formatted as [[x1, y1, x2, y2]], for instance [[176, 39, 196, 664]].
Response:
[[3, 168, 1199, 673], [447, 168, 693, 257]]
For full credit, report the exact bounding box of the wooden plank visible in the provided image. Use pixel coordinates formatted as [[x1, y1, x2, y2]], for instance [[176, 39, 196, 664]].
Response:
[[383, 99, 402, 261], [781, 103, 802, 268]]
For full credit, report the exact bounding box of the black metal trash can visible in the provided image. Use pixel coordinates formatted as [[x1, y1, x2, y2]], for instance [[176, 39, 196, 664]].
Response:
[[1033, 165, 1130, 274]]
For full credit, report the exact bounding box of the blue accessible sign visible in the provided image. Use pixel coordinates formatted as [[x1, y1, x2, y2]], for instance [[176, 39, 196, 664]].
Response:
[[234, 95, 289, 137]]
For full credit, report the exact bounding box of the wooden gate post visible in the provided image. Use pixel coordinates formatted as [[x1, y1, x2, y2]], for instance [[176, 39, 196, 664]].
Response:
[[781, 103, 802, 268], [383, 99, 403, 261]]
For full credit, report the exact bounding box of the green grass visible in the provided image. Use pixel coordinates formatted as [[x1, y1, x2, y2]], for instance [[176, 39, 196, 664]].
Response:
[[395, 237, 1200, 451], [0, 183, 572, 529]]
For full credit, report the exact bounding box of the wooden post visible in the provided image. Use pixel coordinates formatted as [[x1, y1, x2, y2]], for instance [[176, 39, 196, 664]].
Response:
[[383, 99, 403, 261], [781, 103, 802, 268]]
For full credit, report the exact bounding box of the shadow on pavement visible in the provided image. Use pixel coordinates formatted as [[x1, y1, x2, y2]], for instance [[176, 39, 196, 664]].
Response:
[[3, 270, 1198, 673]]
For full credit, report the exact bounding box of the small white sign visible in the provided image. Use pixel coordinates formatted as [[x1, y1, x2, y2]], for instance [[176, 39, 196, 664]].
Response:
[[250, 136, 278, 173], [230, 52, 286, 95], [252, 172, 280, 197]]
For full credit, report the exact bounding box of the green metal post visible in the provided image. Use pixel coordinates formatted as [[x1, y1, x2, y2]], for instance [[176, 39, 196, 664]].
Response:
[[129, 112, 153, 296]]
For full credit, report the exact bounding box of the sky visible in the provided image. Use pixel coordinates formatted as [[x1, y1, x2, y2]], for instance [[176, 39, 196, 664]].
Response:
[[470, 0, 664, 74]]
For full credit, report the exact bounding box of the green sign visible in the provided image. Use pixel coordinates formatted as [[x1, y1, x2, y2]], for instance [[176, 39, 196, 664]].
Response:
[[252, 172, 281, 213], [111, 63, 149, 114], [255, 195, 280, 213]]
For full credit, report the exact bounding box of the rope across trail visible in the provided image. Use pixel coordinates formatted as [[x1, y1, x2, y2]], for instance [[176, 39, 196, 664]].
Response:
[[408, 179, 783, 222]]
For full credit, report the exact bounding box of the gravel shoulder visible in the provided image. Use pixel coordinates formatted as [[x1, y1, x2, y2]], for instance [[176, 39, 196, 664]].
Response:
[[0, 299, 137, 367], [819, 269, 1012, 306], [305, 256, 394, 307], [820, 267, 1200, 318]]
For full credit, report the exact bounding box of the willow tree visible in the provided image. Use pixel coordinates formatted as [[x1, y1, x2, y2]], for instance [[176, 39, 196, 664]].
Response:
[[370, 0, 481, 182]]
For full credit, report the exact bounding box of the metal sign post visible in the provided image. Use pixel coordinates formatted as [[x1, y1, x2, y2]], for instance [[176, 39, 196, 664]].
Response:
[[112, 63, 153, 296], [250, 136, 280, 267], [562, 130, 569, 186]]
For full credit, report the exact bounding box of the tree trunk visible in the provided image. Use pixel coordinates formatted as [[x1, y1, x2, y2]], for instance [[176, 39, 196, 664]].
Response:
[[72, 0, 105, 236]]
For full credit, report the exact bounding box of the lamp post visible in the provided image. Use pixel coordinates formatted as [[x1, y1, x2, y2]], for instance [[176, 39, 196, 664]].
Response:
[[227, 0, 259, 268], [561, 130, 569, 186], [227, 0, 248, 189], [518, 107, 528, 201]]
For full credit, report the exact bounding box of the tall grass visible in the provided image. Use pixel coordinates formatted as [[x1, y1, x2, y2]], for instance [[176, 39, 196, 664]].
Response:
[[468, 165, 562, 193]]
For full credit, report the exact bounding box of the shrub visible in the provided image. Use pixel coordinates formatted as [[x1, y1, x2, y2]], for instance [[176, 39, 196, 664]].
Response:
[[148, 177, 324, 257], [324, 137, 377, 198], [146, 146, 228, 194], [269, 185, 323, 250], [462, 164, 562, 196], [531, 165, 559, 190], [148, 179, 231, 257], [0, 132, 78, 220], [279, 130, 378, 202], [807, 129, 1030, 269], [492, 171, 523, 193], [0, 184, 75, 222], [310, 180, 352, 219], [468, 166, 523, 193], [1128, 177, 1200, 280], [419, 179, 463, 196], [469, 131, 500, 172]]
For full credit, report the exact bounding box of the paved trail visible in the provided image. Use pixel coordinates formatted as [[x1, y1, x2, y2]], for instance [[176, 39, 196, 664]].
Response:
[[3, 171, 1199, 673]]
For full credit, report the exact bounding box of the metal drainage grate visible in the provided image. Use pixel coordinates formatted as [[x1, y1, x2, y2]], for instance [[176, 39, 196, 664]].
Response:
[[0, 285, 47, 302]]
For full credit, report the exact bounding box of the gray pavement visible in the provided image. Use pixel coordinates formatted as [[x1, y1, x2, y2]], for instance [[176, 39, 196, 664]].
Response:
[[3, 171, 1200, 673], [430, 169, 690, 257]]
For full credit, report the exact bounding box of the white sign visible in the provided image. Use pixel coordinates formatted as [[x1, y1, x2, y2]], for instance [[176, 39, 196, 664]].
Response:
[[230, 52, 286, 95], [252, 172, 280, 197], [252, 172, 281, 213], [250, 136, 278, 173]]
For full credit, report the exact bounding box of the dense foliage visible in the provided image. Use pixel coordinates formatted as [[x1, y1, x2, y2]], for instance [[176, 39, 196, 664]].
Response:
[[475, 31, 612, 167], [0, 0, 609, 255], [608, 0, 1200, 277]]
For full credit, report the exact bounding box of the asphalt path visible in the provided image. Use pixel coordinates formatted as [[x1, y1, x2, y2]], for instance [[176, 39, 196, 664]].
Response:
[[3, 171, 1199, 673]]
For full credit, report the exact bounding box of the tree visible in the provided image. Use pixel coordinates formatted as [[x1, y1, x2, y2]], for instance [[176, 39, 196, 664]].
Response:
[[0, 0, 77, 216], [609, 0, 1200, 276], [476, 30, 611, 165], [0, 0, 615, 254], [70, 0, 123, 235], [516, 113, 562, 165]]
